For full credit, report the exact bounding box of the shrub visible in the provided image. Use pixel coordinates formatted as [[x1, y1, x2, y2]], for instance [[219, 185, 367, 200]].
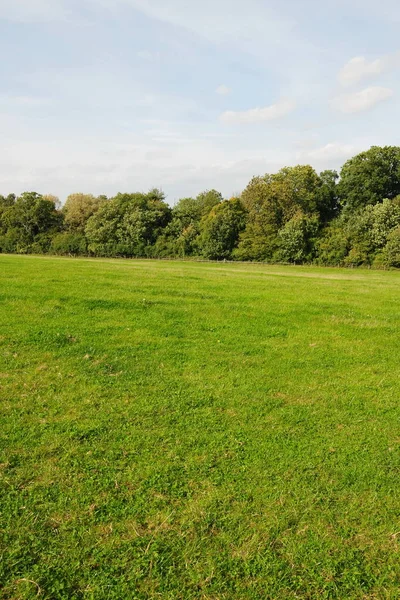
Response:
[[382, 227, 400, 268], [50, 232, 87, 256]]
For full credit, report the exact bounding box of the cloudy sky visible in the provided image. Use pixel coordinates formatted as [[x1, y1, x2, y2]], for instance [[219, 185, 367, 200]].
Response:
[[0, 0, 399, 203]]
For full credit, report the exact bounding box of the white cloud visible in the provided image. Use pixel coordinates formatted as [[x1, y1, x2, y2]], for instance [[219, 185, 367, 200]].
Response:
[[16, 66, 200, 117], [338, 52, 400, 87], [299, 142, 356, 162], [331, 86, 393, 114], [2, 0, 400, 201], [111, 0, 297, 57], [339, 56, 387, 87], [0, 136, 272, 202], [216, 85, 231, 96], [220, 99, 295, 124]]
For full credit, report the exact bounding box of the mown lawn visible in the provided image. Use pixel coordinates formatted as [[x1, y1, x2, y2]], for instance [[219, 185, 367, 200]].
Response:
[[1, 255, 400, 599]]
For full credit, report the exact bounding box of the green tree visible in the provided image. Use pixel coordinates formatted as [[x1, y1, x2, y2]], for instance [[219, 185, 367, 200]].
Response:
[[382, 227, 400, 268], [155, 191, 223, 258], [158, 197, 202, 257], [0, 194, 16, 209], [172, 197, 201, 225], [278, 212, 320, 264], [50, 232, 87, 256], [0, 194, 16, 234], [272, 165, 322, 217], [238, 175, 287, 260], [43, 194, 61, 210], [370, 197, 400, 247], [317, 170, 339, 222], [316, 219, 350, 266], [200, 198, 247, 260], [338, 146, 400, 211], [234, 219, 280, 262], [316, 197, 400, 267], [195, 189, 223, 217], [85, 191, 171, 257], [63, 193, 105, 233], [0, 192, 63, 253], [237, 167, 324, 261]]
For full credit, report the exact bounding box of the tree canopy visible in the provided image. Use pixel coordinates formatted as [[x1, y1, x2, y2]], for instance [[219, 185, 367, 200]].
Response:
[[2, 146, 400, 268], [338, 146, 400, 211]]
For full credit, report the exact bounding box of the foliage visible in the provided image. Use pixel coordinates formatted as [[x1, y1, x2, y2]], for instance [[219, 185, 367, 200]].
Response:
[[0, 192, 62, 253], [85, 191, 171, 257], [338, 146, 400, 211], [369, 197, 400, 247], [317, 170, 339, 222], [63, 193, 105, 232], [316, 219, 350, 266], [382, 226, 400, 267], [237, 166, 332, 263], [1, 147, 400, 268], [317, 198, 400, 266], [156, 190, 223, 258], [200, 197, 247, 259], [272, 165, 323, 217], [43, 194, 61, 210], [50, 232, 88, 255], [277, 212, 320, 264], [237, 176, 288, 261], [195, 189, 223, 216], [234, 220, 279, 261]]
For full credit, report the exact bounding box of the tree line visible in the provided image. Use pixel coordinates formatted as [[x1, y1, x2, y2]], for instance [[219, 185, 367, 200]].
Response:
[[1, 145, 400, 268]]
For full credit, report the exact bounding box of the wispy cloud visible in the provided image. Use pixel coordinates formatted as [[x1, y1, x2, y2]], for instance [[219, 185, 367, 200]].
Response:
[[2, 0, 400, 201], [221, 99, 295, 124], [331, 86, 393, 113], [116, 0, 295, 45], [338, 53, 400, 87], [300, 142, 357, 161]]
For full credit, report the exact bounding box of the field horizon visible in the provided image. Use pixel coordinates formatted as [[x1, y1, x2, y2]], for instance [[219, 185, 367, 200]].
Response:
[[1, 255, 400, 599]]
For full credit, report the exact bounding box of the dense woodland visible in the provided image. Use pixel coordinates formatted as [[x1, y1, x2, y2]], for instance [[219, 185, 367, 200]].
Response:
[[1, 145, 400, 267]]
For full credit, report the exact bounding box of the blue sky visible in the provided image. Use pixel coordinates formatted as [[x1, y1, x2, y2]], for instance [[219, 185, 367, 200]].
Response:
[[1, 0, 399, 204]]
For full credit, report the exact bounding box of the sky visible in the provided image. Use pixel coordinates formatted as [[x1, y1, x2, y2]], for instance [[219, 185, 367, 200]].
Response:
[[0, 0, 399, 204]]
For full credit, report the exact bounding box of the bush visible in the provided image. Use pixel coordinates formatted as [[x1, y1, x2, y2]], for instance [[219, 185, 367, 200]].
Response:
[[50, 232, 87, 256], [0, 229, 20, 254], [277, 212, 319, 264], [382, 227, 400, 268], [201, 198, 247, 260], [316, 221, 349, 266]]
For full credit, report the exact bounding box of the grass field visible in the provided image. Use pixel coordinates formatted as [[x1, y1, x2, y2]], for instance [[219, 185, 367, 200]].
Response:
[[1, 255, 400, 599]]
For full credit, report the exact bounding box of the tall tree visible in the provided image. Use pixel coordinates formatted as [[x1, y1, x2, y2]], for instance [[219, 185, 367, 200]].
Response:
[[272, 165, 322, 217], [63, 193, 106, 232], [238, 167, 323, 261], [338, 146, 400, 211], [317, 170, 339, 222], [200, 198, 247, 260], [43, 194, 61, 210], [85, 191, 171, 257], [1, 192, 62, 251], [278, 212, 320, 264], [154, 190, 223, 258], [196, 189, 223, 217]]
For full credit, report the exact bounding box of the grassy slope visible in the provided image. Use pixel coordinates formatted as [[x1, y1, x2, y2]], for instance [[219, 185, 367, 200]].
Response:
[[1, 255, 400, 599]]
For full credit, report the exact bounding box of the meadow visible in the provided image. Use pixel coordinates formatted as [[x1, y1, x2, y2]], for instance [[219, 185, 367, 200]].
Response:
[[1, 255, 400, 599]]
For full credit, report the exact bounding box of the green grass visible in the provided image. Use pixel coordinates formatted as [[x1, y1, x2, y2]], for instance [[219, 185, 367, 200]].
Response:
[[1, 255, 400, 599]]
